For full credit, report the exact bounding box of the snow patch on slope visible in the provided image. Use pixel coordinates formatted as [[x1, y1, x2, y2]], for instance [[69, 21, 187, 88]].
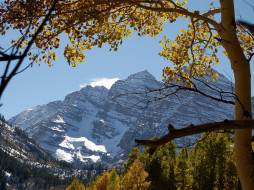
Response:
[[59, 135, 106, 153], [77, 151, 100, 163], [56, 149, 73, 163], [53, 116, 65, 123]]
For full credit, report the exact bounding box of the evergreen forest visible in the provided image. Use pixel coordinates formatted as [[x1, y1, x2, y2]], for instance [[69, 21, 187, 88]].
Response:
[[66, 131, 242, 190]]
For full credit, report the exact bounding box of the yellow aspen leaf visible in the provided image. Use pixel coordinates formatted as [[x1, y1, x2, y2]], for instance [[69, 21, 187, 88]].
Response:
[[214, 73, 219, 79], [159, 41, 164, 46]]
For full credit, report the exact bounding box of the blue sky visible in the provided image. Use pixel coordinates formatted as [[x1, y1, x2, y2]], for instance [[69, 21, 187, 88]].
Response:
[[1, 0, 254, 119]]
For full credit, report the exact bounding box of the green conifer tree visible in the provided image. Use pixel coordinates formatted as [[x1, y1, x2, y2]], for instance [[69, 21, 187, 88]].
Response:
[[214, 133, 231, 190], [143, 141, 176, 190], [187, 132, 231, 190], [175, 147, 189, 190], [224, 149, 240, 190]]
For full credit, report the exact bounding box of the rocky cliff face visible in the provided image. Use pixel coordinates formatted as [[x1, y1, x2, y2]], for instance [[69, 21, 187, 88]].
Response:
[[9, 70, 251, 167]]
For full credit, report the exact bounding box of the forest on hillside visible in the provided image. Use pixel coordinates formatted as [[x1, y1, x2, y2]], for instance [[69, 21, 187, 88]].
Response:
[[0, 115, 107, 190], [66, 131, 242, 190], [0, 114, 242, 190]]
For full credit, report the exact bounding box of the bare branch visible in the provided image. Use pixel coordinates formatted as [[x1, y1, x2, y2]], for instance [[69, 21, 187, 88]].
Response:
[[135, 120, 254, 148], [13, 62, 34, 76], [242, 0, 254, 11], [110, 76, 235, 111], [202, 9, 221, 17], [0, 0, 59, 99], [249, 53, 254, 62], [0, 53, 22, 61]]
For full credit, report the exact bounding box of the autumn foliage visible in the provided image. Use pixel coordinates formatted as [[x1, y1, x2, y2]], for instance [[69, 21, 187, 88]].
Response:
[[66, 177, 86, 190], [66, 132, 239, 190], [1, 0, 254, 188], [1, 0, 252, 78]]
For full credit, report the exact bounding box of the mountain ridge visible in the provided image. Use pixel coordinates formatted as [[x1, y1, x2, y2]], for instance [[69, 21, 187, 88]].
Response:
[[8, 70, 253, 167]]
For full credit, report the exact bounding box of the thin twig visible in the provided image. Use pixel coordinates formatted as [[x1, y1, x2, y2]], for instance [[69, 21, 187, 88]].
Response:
[[0, 0, 59, 99]]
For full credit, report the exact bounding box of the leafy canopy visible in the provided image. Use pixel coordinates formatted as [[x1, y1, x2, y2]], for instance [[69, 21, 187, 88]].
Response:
[[1, 0, 253, 83]]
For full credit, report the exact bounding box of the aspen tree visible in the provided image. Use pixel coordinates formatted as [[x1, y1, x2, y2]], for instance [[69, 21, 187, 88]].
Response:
[[1, 1, 254, 188]]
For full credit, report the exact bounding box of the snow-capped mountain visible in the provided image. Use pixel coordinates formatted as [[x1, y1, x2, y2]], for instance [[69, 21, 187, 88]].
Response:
[[8, 70, 252, 167], [0, 118, 98, 189]]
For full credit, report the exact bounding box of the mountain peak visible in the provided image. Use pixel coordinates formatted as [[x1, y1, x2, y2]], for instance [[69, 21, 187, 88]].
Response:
[[126, 70, 156, 82], [8, 69, 245, 167]]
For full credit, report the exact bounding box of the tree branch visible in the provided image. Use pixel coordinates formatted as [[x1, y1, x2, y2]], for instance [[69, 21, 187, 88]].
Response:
[[128, 0, 221, 30], [0, 0, 59, 100], [238, 20, 254, 36], [0, 53, 22, 61], [202, 8, 221, 17], [110, 77, 235, 111], [135, 120, 254, 148]]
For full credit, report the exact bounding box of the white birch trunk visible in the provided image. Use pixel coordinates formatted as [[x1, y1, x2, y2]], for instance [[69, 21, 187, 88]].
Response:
[[219, 0, 254, 189]]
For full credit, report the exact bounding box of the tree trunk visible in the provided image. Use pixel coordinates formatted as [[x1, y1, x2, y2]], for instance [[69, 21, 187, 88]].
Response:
[[219, 0, 254, 189], [233, 62, 253, 190], [230, 48, 253, 189], [223, 41, 254, 190]]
